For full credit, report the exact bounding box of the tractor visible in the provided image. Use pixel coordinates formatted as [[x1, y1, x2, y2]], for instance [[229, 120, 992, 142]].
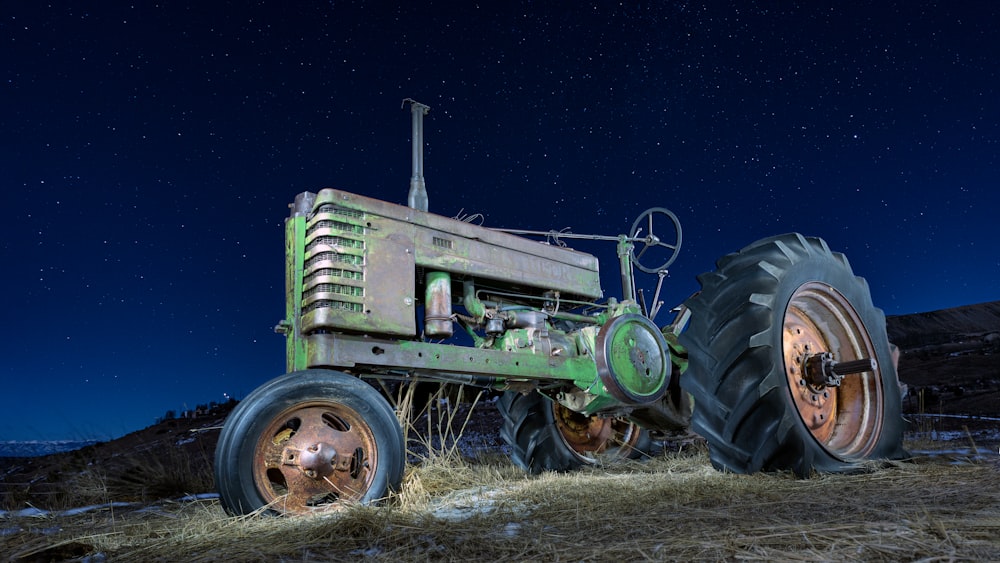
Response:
[[214, 100, 906, 516]]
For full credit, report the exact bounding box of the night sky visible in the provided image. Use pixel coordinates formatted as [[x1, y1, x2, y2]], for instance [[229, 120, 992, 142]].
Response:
[[3, 2, 998, 441]]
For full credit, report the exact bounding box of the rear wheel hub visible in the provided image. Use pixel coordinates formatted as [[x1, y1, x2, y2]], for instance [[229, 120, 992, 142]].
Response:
[[783, 282, 885, 459]]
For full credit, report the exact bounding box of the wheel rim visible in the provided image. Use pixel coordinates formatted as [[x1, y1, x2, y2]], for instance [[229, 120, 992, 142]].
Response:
[[552, 403, 642, 462], [253, 401, 379, 514], [782, 282, 884, 459]]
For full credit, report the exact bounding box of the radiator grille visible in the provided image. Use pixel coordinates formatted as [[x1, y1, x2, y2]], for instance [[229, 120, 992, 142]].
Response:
[[301, 204, 367, 332]]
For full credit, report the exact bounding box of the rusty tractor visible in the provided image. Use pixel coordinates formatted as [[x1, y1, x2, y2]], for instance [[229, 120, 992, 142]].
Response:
[[214, 101, 906, 516]]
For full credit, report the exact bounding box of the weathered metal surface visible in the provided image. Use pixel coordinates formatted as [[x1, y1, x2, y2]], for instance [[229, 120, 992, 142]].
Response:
[[804, 352, 876, 388], [289, 187, 603, 339], [555, 403, 614, 452], [298, 194, 417, 337], [595, 314, 671, 404], [782, 281, 885, 457], [423, 271, 453, 337], [403, 99, 430, 212], [552, 402, 645, 458], [252, 401, 377, 514], [314, 189, 603, 300], [281, 213, 309, 372], [278, 187, 680, 417], [625, 329, 693, 431], [305, 332, 597, 382]]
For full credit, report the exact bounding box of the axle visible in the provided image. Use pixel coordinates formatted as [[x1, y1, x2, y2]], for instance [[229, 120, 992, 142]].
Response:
[[803, 352, 876, 388]]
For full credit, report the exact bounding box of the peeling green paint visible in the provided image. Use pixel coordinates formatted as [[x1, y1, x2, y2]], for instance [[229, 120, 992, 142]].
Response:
[[279, 188, 681, 416]]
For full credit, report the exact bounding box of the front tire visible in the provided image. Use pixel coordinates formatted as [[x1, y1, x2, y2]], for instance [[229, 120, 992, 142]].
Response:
[[679, 234, 906, 476], [214, 369, 405, 516]]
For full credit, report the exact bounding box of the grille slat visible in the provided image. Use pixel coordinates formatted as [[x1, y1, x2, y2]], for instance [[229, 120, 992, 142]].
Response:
[[308, 267, 363, 281], [303, 283, 364, 299], [310, 235, 365, 250], [307, 218, 365, 236]]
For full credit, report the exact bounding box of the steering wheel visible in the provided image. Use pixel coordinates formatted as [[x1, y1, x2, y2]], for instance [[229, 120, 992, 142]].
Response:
[[629, 207, 683, 273]]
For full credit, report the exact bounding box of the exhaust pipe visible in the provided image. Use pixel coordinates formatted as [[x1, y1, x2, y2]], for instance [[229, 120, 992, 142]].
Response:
[[402, 98, 430, 212]]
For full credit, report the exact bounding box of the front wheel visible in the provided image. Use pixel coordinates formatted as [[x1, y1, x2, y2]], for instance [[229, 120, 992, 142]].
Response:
[[214, 369, 405, 516], [679, 233, 907, 476]]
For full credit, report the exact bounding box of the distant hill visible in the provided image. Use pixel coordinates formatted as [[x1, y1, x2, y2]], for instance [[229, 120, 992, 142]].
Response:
[[0, 440, 99, 458], [886, 300, 1000, 351]]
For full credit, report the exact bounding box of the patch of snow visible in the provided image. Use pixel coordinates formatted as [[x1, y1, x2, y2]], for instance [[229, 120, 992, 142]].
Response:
[[0, 497, 219, 520], [909, 448, 1000, 464], [501, 522, 521, 537], [909, 413, 1000, 422], [426, 485, 515, 521], [0, 506, 49, 518], [175, 492, 219, 502], [60, 502, 137, 517], [908, 427, 1000, 444], [134, 505, 174, 516]]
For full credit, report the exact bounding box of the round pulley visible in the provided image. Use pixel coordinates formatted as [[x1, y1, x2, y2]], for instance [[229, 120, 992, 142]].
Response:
[[594, 314, 671, 404]]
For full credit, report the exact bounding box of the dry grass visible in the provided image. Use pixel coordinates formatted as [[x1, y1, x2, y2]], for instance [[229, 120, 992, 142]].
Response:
[[0, 442, 217, 515], [388, 382, 487, 462], [4, 444, 999, 562]]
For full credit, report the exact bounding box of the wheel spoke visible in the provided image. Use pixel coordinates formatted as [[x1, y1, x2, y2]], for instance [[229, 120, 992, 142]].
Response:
[[258, 428, 292, 469]]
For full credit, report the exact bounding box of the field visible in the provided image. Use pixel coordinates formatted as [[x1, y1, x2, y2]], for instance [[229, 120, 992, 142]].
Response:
[[2, 399, 999, 562], [3, 303, 999, 561]]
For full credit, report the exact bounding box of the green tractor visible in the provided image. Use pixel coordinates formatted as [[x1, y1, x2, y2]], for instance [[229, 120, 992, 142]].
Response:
[[214, 101, 907, 516]]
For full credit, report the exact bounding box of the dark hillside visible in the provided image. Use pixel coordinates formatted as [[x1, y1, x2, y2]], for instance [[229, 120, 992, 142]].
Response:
[[886, 300, 1000, 350], [886, 301, 999, 425]]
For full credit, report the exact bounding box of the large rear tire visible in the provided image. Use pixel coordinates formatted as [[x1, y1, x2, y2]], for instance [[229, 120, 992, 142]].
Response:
[[497, 390, 652, 474], [679, 233, 906, 476], [214, 369, 405, 515]]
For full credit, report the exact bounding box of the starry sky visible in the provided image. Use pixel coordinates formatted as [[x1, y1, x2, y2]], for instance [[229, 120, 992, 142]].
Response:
[[3, 2, 998, 441]]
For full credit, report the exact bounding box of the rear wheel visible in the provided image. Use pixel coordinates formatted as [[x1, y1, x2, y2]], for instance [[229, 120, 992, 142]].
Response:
[[498, 390, 652, 474], [215, 369, 405, 515], [679, 233, 906, 476]]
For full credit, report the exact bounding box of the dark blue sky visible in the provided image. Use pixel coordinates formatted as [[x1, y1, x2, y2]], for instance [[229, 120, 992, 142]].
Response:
[[3, 2, 997, 441]]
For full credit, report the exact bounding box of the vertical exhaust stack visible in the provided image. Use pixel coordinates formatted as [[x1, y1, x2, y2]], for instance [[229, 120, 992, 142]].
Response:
[[402, 99, 451, 337], [402, 98, 430, 212]]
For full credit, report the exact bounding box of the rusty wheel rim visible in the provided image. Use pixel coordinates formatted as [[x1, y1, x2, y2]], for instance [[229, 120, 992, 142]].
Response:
[[253, 401, 378, 514], [552, 403, 642, 461], [782, 282, 884, 459]]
